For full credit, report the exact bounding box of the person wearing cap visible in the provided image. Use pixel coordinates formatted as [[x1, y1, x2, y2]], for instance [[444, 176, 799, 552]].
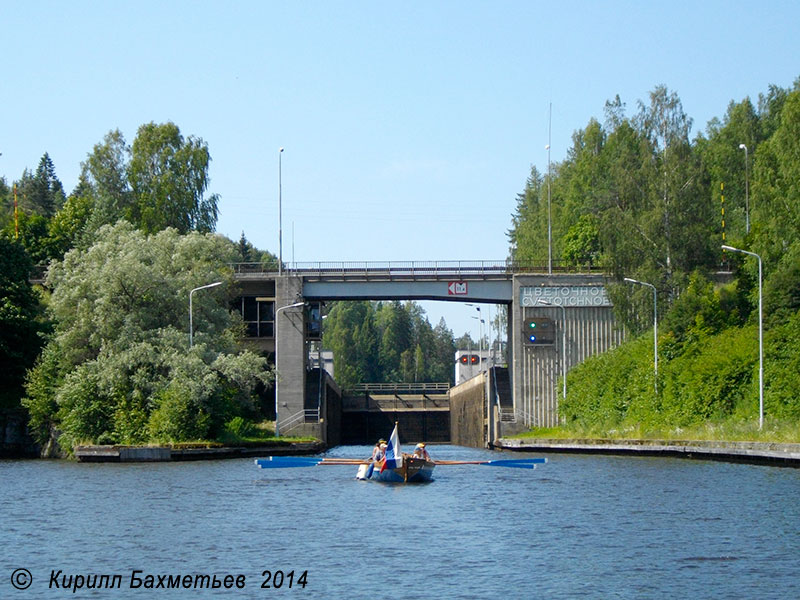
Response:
[[412, 442, 431, 461], [371, 439, 386, 463]]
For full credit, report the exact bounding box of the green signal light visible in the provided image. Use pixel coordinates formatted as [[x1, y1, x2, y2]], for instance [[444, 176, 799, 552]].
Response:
[[529, 322, 536, 328]]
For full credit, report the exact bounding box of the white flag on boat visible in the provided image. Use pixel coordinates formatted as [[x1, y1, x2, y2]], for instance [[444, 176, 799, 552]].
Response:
[[382, 423, 403, 471]]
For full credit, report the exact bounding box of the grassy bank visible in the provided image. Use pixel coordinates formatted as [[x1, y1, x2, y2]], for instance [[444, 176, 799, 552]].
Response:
[[515, 419, 800, 444]]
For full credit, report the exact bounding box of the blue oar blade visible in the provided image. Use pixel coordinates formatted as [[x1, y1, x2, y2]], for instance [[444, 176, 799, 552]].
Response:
[[480, 461, 536, 470], [489, 458, 547, 466], [265, 456, 323, 462], [254, 457, 321, 469]]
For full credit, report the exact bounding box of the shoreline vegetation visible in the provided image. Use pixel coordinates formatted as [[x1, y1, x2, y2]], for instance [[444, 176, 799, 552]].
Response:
[[4, 80, 800, 457]]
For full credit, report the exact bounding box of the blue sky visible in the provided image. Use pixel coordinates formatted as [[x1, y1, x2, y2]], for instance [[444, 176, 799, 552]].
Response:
[[3, 1, 799, 339]]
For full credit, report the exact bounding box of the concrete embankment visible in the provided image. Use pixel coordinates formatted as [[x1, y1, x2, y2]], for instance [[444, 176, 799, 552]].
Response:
[[495, 438, 800, 467], [74, 441, 324, 462]]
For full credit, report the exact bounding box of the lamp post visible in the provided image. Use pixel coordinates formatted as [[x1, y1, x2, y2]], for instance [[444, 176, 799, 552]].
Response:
[[546, 101, 552, 275], [189, 281, 223, 347], [624, 278, 658, 395], [722, 245, 763, 429], [274, 301, 305, 436], [739, 144, 750, 235], [471, 315, 485, 372], [534, 298, 567, 402], [278, 147, 284, 275]]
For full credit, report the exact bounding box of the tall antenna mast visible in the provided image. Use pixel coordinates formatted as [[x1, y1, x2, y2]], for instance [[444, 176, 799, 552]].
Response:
[[547, 102, 552, 275]]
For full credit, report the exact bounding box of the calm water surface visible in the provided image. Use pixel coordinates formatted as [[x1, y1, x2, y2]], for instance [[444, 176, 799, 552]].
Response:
[[2, 446, 800, 599]]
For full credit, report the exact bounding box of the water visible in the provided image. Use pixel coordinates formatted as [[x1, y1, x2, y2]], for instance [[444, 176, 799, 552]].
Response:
[[2, 446, 800, 599]]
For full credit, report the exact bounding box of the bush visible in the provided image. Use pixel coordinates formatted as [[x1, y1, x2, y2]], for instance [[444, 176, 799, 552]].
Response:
[[148, 381, 210, 442], [223, 416, 255, 439]]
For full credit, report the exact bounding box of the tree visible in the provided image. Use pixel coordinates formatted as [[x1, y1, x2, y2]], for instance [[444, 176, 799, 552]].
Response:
[[508, 166, 546, 263], [0, 239, 46, 408], [29, 153, 66, 217], [44, 179, 95, 259], [236, 231, 279, 269], [22, 222, 271, 450], [128, 122, 219, 234], [80, 129, 133, 233], [696, 97, 761, 241], [752, 87, 800, 263]]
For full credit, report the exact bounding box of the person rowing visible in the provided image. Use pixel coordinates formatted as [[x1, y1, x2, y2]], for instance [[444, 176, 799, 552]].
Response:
[[371, 439, 386, 463], [412, 442, 431, 461]]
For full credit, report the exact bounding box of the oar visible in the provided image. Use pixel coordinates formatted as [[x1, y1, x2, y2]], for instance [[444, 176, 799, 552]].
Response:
[[254, 457, 323, 469], [435, 458, 547, 468], [254, 457, 369, 469]]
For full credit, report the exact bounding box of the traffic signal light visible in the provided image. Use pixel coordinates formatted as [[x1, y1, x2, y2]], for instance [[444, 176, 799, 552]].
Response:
[[458, 354, 480, 364], [524, 317, 555, 345]]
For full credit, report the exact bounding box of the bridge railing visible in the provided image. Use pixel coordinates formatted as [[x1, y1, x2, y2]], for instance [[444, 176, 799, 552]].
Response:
[[347, 382, 450, 394], [231, 260, 607, 279]]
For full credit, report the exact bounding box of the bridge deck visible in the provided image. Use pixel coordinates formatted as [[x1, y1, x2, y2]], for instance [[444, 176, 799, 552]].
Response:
[[232, 260, 606, 282]]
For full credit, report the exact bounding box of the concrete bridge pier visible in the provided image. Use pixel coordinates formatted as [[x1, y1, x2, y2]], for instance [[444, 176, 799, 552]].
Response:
[[274, 275, 314, 437]]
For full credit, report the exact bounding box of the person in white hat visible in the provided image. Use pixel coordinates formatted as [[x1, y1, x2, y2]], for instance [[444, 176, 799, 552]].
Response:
[[412, 442, 431, 461]]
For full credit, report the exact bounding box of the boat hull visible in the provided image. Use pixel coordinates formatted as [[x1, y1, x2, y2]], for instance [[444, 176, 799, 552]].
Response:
[[358, 457, 435, 483]]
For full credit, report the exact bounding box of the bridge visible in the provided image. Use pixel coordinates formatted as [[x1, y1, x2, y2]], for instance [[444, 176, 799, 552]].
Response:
[[233, 260, 625, 446]]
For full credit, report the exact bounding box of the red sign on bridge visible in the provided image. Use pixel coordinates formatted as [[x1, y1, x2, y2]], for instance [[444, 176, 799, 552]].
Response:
[[447, 281, 468, 296]]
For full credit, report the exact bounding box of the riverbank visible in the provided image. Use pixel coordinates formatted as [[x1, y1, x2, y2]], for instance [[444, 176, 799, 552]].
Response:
[[73, 441, 325, 462], [495, 437, 800, 467]]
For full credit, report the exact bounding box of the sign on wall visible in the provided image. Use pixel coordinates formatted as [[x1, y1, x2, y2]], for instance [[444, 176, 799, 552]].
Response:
[[448, 281, 468, 295], [520, 285, 611, 307]]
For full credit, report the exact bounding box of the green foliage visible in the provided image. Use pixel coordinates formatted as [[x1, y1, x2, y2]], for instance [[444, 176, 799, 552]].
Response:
[[561, 335, 653, 431], [764, 312, 800, 420], [0, 239, 47, 408], [762, 240, 800, 327], [563, 324, 759, 434], [21, 222, 273, 449], [322, 300, 456, 388], [148, 381, 211, 443], [22, 343, 63, 440], [236, 231, 278, 269], [222, 416, 256, 440], [128, 122, 219, 234], [561, 214, 600, 267]]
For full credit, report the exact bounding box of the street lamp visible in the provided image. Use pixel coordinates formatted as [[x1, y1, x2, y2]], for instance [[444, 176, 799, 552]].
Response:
[[274, 301, 305, 436], [739, 144, 750, 234], [471, 315, 485, 370], [546, 103, 552, 275], [189, 281, 223, 347], [278, 147, 284, 275], [722, 245, 763, 429], [624, 277, 658, 395], [535, 298, 567, 402]]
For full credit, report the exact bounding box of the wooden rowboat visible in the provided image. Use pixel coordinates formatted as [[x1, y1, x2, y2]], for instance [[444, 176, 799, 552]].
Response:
[[255, 423, 545, 481], [356, 453, 435, 483]]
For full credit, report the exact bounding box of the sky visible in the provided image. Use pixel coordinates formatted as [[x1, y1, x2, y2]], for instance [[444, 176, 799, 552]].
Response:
[[3, 1, 799, 340]]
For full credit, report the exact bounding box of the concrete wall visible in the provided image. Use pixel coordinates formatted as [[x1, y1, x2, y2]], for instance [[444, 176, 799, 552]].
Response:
[[512, 274, 626, 428], [275, 276, 307, 436], [340, 410, 450, 445], [449, 374, 486, 448]]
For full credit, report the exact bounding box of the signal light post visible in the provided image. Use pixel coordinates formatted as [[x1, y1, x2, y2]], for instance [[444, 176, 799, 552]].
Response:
[[524, 317, 555, 345], [534, 299, 566, 403]]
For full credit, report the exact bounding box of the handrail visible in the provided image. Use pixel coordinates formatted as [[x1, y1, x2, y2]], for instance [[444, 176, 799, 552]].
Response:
[[231, 259, 607, 278], [348, 382, 450, 394], [280, 409, 320, 435]]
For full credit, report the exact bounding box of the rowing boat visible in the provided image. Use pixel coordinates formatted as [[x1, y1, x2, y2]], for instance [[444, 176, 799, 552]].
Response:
[[356, 454, 435, 483], [254, 423, 545, 481]]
